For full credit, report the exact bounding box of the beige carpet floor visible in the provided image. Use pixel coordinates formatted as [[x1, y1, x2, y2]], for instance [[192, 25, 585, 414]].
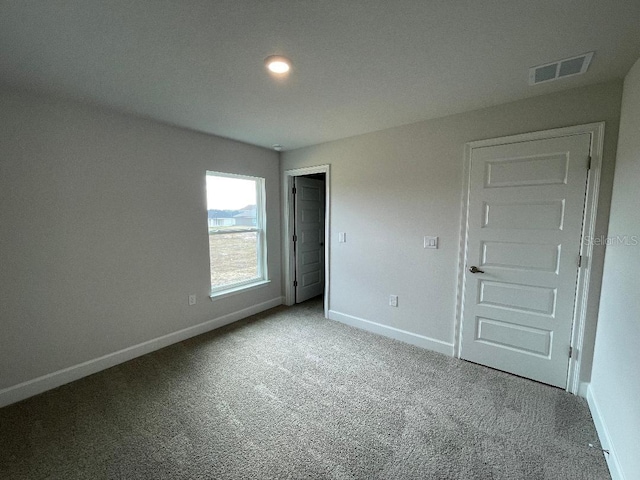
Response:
[[0, 298, 610, 479]]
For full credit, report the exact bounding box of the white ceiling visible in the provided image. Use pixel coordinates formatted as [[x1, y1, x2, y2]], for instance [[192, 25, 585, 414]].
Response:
[[1, 1, 639, 151]]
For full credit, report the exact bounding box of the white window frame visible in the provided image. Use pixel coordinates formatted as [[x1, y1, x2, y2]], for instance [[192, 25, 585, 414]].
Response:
[[206, 171, 268, 298]]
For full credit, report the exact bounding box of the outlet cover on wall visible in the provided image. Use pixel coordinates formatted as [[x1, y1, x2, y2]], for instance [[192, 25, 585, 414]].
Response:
[[389, 295, 398, 307], [188, 294, 196, 305], [424, 236, 438, 249]]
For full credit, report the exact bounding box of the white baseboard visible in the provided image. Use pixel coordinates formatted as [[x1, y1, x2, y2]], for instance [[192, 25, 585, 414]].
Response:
[[328, 310, 454, 356], [0, 297, 284, 408], [587, 384, 626, 480], [578, 381, 590, 398]]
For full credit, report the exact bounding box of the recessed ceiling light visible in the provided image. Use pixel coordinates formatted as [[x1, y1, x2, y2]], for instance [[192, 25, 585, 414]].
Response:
[[265, 55, 291, 75]]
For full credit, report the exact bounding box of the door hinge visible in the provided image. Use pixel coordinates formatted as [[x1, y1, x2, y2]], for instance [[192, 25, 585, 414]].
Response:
[[293, 280, 298, 287], [578, 255, 583, 268], [292, 186, 297, 195], [587, 156, 592, 170], [569, 346, 574, 358], [293, 235, 297, 242]]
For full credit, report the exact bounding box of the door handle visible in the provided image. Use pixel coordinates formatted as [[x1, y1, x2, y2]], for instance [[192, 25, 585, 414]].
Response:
[[469, 266, 485, 274]]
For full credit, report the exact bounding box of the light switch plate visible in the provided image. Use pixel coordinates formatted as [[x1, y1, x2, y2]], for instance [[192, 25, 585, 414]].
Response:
[[339, 232, 346, 243], [389, 295, 398, 307], [424, 236, 439, 249]]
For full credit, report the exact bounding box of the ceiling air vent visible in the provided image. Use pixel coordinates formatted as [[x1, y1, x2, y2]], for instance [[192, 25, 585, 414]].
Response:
[[529, 52, 594, 85]]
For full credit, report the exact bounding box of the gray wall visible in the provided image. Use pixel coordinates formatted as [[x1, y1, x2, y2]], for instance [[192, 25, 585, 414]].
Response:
[[0, 89, 282, 391], [590, 59, 640, 479], [282, 81, 623, 384]]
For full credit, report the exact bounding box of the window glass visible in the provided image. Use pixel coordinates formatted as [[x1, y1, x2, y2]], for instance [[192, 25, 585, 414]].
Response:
[[206, 172, 267, 294]]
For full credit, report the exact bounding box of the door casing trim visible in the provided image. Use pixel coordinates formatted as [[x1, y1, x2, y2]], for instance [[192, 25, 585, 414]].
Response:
[[283, 165, 331, 316], [454, 122, 605, 395]]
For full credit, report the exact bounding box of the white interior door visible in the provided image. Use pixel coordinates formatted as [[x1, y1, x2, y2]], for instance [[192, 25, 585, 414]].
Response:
[[294, 177, 325, 303], [460, 133, 591, 388]]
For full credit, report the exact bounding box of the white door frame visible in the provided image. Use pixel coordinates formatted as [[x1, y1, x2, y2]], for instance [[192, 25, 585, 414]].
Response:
[[283, 165, 331, 316], [454, 122, 605, 395]]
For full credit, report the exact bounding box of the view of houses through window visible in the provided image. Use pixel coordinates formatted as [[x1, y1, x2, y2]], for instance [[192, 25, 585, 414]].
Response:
[[206, 172, 267, 294]]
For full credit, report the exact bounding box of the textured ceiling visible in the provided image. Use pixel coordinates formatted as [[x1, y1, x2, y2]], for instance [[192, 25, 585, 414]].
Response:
[[1, 0, 639, 150]]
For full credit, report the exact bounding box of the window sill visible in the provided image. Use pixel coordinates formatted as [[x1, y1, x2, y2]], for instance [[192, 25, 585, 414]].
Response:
[[209, 279, 271, 301]]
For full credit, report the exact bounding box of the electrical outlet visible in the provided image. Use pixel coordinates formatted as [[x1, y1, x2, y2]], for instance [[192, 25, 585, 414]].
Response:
[[188, 294, 196, 306], [424, 236, 439, 249], [389, 295, 398, 307]]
